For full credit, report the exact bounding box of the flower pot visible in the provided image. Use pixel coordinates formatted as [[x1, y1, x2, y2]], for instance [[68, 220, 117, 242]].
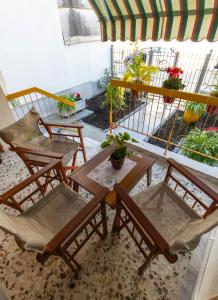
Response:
[[183, 110, 202, 123], [206, 104, 218, 115], [131, 89, 139, 97], [163, 96, 175, 104], [110, 155, 125, 170]]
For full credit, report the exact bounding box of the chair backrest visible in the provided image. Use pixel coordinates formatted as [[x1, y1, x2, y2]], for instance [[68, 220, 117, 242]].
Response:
[[0, 209, 52, 253], [0, 107, 41, 146], [171, 208, 218, 252]]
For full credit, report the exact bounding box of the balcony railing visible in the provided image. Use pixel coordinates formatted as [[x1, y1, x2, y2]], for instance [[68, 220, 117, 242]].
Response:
[[109, 79, 218, 166], [6, 87, 75, 120]]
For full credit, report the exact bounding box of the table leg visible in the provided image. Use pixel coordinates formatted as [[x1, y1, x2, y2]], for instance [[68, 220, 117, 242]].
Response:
[[147, 166, 152, 187], [73, 181, 79, 192]]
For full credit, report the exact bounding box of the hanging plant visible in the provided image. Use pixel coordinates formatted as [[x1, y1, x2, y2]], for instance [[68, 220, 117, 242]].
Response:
[[162, 67, 185, 104]]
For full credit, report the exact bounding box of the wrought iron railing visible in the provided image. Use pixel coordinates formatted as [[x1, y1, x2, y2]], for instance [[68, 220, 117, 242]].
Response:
[[109, 79, 218, 165], [6, 87, 75, 120], [112, 46, 218, 93]]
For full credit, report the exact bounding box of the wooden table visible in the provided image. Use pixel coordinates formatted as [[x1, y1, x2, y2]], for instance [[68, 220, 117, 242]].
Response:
[[70, 143, 155, 208]]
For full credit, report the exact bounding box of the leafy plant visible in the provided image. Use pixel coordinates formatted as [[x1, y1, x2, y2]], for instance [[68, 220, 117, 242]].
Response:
[[123, 53, 159, 84], [182, 128, 218, 166], [162, 66, 185, 90], [56, 95, 76, 114], [186, 101, 206, 114], [101, 132, 138, 160], [104, 83, 125, 111], [210, 80, 218, 97], [98, 68, 112, 89]]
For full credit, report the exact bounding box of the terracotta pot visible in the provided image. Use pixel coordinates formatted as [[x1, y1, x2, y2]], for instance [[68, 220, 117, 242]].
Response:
[[110, 155, 125, 170], [163, 96, 175, 104], [206, 104, 218, 114], [131, 89, 139, 97], [183, 109, 202, 123]]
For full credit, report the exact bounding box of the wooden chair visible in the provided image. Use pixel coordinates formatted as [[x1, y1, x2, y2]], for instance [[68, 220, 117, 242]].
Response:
[[0, 107, 87, 175], [112, 158, 218, 275], [0, 159, 108, 277]]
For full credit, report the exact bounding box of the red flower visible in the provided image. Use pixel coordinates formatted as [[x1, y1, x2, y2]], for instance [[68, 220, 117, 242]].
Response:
[[74, 93, 80, 99], [167, 67, 183, 78]]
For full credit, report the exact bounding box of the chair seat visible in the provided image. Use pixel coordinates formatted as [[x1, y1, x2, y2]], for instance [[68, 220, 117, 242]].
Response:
[[16, 136, 79, 166], [0, 183, 88, 253], [132, 182, 201, 246]]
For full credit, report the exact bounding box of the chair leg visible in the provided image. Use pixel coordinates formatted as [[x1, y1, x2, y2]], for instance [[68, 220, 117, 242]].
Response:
[[58, 248, 81, 279], [112, 203, 122, 233], [72, 150, 78, 167], [100, 202, 107, 238], [78, 128, 87, 162]]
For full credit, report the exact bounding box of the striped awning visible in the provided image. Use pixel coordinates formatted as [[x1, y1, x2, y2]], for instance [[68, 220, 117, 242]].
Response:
[[88, 0, 218, 42]]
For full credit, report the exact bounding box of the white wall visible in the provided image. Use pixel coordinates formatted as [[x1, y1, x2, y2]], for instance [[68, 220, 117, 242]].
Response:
[[0, 0, 111, 94]]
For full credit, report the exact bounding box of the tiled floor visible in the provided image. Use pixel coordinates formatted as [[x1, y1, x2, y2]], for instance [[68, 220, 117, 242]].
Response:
[[0, 137, 211, 300]]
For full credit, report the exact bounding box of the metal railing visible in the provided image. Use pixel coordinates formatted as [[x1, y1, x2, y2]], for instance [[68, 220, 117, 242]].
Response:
[[112, 46, 218, 93], [109, 79, 218, 165], [6, 87, 75, 120]]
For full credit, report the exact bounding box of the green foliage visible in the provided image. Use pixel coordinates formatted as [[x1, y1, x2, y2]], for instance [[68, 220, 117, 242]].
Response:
[[104, 83, 125, 111], [210, 80, 218, 97], [182, 128, 218, 166], [101, 132, 138, 160], [56, 95, 76, 113], [123, 53, 159, 84], [186, 101, 206, 114], [162, 77, 185, 90]]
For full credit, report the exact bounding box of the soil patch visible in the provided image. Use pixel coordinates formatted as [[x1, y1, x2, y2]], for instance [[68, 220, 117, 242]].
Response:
[[82, 92, 142, 130], [148, 110, 218, 151]]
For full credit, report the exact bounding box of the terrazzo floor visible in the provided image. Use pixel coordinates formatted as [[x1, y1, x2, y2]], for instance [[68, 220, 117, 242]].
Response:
[[0, 141, 206, 300]]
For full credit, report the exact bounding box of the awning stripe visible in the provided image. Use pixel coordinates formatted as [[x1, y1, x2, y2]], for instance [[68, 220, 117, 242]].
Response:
[[88, 0, 218, 42], [207, 0, 218, 41], [135, 0, 147, 40]]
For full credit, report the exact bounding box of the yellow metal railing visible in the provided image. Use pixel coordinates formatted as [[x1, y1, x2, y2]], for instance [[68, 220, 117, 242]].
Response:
[[110, 79, 218, 165], [6, 87, 75, 120]]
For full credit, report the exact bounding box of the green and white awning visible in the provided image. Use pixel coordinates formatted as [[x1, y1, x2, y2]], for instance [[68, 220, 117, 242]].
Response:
[[88, 0, 218, 42]]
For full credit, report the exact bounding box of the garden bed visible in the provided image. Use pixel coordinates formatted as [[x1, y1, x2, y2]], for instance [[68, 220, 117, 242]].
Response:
[[82, 92, 142, 130], [148, 110, 217, 151]]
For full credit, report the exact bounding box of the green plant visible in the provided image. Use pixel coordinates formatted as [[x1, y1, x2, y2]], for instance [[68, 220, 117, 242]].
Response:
[[186, 101, 206, 114], [56, 95, 76, 114], [104, 83, 125, 111], [162, 77, 185, 90], [182, 128, 218, 166], [210, 80, 218, 97], [101, 132, 138, 160], [123, 53, 159, 84]]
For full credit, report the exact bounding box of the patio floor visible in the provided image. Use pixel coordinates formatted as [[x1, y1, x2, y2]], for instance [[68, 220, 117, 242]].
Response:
[[0, 132, 211, 300]]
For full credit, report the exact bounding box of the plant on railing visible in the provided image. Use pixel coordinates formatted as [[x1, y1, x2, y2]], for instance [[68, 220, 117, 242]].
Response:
[[206, 80, 218, 114], [104, 83, 125, 111], [183, 101, 206, 123], [182, 128, 218, 166], [162, 67, 185, 104], [101, 132, 138, 169], [56, 95, 76, 117], [123, 53, 159, 96]]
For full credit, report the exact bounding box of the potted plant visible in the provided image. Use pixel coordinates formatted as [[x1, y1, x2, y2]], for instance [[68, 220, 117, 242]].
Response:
[[183, 101, 206, 123], [207, 81, 218, 114], [182, 128, 218, 166], [162, 67, 185, 104], [101, 132, 138, 169], [123, 53, 159, 96], [57, 93, 86, 117]]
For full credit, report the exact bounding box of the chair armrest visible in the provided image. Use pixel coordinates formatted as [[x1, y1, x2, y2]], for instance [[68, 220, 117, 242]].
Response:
[[15, 146, 64, 160], [43, 122, 84, 129], [114, 183, 170, 253], [1, 159, 63, 199], [45, 187, 109, 252], [167, 158, 218, 203]]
